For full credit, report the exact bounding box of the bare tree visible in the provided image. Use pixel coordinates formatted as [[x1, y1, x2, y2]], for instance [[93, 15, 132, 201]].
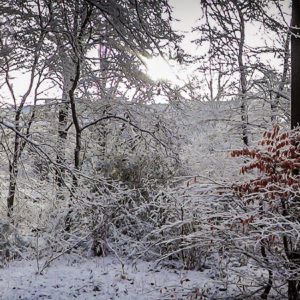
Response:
[[196, 0, 289, 145], [0, 0, 52, 217]]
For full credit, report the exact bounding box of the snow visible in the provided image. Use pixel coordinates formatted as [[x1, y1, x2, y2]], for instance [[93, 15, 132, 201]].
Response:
[[0, 255, 221, 300]]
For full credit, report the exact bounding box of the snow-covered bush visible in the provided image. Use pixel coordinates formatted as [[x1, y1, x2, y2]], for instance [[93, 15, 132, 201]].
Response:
[[138, 125, 300, 298], [229, 125, 300, 298]]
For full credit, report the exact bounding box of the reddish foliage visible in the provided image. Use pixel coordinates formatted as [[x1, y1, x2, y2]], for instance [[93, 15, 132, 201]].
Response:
[[231, 125, 300, 200]]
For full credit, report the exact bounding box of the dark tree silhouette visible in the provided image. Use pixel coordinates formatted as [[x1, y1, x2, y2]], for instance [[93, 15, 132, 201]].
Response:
[[291, 0, 300, 130], [289, 2, 300, 298]]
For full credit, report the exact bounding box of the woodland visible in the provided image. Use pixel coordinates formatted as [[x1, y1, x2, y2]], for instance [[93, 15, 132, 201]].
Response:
[[0, 0, 299, 299]]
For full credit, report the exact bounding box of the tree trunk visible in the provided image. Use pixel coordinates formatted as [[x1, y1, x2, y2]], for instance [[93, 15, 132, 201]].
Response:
[[234, 2, 248, 146], [260, 240, 273, 299], [69, 60, 82, 190], [271, 33, 290, 123], [288, 280, 299, 300], [291, 0, 300, 129], [52, 31, 74, 199], [289, 2, 300, 298], [6, 112, 22, 217], [55, 88, 70, 193], [281, 198, 300, 300], [7, 154, 18, 217], [65, 59, 82, 232]]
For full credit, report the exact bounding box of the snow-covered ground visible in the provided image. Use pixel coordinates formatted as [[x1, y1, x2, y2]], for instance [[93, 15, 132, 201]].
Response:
[[0, 255, 235, 300]]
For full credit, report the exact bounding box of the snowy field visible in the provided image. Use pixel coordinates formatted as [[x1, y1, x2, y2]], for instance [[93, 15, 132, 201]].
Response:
[[0, 255, 239, 300]]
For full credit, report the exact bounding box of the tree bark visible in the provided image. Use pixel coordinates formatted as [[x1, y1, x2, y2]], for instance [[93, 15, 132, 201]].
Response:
[[234, 1, 248, 146], [289, 2, 300, 297], [271, 33, 290, 123], [7, 143, 19, 217], [55, 84, 70, 193], [291, 0, 300, 129]]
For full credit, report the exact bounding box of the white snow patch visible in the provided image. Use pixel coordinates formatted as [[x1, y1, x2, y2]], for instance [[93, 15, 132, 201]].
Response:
[[0, 255, 220, 300]]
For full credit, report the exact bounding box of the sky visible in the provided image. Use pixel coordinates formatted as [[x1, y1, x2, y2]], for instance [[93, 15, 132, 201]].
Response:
[[1, 1, 291, 104], [1, 1, 200, 104], [143, 0, 202, 85], [170, 0, 201, 55]]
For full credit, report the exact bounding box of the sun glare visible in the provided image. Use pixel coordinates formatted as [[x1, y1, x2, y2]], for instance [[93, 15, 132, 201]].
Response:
[[144, 56, 179, 83]]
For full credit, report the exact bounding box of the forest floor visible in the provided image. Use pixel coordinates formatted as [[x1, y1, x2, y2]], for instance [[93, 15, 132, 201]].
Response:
[[0, 254, 237, 300]]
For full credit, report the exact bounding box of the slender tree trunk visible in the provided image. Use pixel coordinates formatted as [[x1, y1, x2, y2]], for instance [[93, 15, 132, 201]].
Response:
[[235, 2, 248, 146], [52, 30, 74, 198], [260, 241, 273, 299], [281, 197, 300, 299], [55, 83, 70, 193], [63, 4, 92, 231], [7, 110, 22, 217], [69, 60, 82, 190], [3, 28, 44, 217], [7, 108, 37, 216], [65, 60, 82, 232], [7, 145, 19, 217]]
